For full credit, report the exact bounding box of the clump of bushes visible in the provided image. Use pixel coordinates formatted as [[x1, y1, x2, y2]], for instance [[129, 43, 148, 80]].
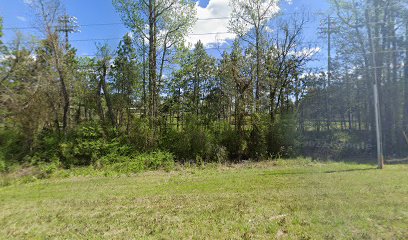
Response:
[[0, 158, 6, 173], [160, 117, 215, 163], [0, 129, 29, 166], [59, 122, 108, 166], [127, 118, 158, 151], [266, 113, 298, 158], [0, 111, 303, 183], [98, 150, 174, 173], [218, 124, 244, 161], [248, 113, 267, 160]]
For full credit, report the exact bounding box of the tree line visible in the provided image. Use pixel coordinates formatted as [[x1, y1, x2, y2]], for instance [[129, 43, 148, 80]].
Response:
[[0, 0, 407, 170], [300, 0, 408, 159]]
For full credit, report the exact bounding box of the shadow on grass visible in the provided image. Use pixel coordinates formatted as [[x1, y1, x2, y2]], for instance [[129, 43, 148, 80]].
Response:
[[261, 167, 377, 176], [385, 158, 408, 165], [322, 168, 376, 174]]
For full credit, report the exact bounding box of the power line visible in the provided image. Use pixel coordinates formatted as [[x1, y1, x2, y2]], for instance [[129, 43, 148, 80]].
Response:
[[3, 32, 236, 45], [3, 11, 325, 31], [338, 49, 408, 56]]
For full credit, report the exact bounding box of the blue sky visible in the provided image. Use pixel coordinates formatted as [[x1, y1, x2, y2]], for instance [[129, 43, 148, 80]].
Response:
[[1, 0, 330, 68]]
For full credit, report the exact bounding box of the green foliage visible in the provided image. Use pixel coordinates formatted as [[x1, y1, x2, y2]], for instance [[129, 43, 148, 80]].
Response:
[[213, 146, 228, 164], [0, 158, 5, 173], [161, 117, 214, 162], [248, 114, 267, 160], [29, 128, 61, 163], [127, 118, 157, 151], [108, 161, 144, 174], [57, 123, 133, 167], [1, 119, 176, 174], [0, 129, 28, 164], [99, 150, 174, 173], [76, 139, 108, 163], [38, 159, 61, 177], [99, 153, 145, 174], [184, 122, 214, 162], [142, 151, 174, 171], [218, 125, 244, 160], [60, 140, 105, 166], [266, 113, 298, 158], [60, 123, 106, 166]]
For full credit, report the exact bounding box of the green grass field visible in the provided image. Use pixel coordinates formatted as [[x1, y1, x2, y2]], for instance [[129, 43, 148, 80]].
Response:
[[1, 160, 407, 239]]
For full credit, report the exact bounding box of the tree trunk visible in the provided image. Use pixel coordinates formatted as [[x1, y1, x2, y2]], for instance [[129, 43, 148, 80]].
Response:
[[255, 27, 260, 112], [148, 0, 158, 128], [101, 66, 116, 128], [96, 76, 105, 127], [54, 52, 70, 133], [404, 21, 408, 132]]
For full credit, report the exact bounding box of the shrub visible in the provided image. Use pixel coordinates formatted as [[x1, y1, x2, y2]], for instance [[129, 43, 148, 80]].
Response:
[[248, 114, 267, 160], [59, 123, 123, 166], [0, 158, 6, 172], [0, 129, 28, 163], [187, 126, 214, 162], [75, 122, 104, 139], [213, 146, 228, 164], [33, 128, 61, 162], [161, 117, 214, 162], [108, 161, 144, 174], [266, 113, 298, 158], [98, 150, 174, 173], [218, 125, 244, 160], [98, 153, 135, 166], [160, 127, 188, 160], [60, 139, 107, 166], [127, 118, 157, 151], [141, 151, 174, 171], [38, 159, 61, 178]]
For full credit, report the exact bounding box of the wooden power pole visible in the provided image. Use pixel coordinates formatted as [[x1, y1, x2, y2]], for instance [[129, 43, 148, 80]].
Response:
[[326, 16, 332, 131], [57, 15, 79, 51], [370, 20, 384, 169]]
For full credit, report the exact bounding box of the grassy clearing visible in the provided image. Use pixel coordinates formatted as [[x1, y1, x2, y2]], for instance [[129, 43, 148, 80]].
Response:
[[1, 159, 407, 239]]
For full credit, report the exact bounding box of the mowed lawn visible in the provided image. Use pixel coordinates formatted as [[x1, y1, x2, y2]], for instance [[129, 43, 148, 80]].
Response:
[[1, 160, 407, 239]]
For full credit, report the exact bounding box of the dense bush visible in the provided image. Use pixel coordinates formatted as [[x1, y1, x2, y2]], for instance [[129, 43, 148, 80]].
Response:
[[31, 128, 61, 163], [0, 157, 5, 172], [161, 117, 214, 162], [266, 113, 298, 158], [98, 150, 174, 173], [0, 110, 303, 175], [0, 129, 28, 164], [127, 118, 157, 151], [248, 114, 267, 160], [141, 151, 174, 170], [218, 125, 244, 161], [59, 123, 108, 166]]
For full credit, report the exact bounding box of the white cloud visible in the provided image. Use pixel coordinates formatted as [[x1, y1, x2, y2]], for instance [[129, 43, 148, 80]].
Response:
[[186, 0, 235, 48], [17, 16, 27, 22], [23, 0, 34, 4], [186, 0, 287, 48]]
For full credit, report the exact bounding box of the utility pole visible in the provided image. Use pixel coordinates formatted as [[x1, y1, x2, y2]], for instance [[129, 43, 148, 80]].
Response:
[[57, 15, 79, 51], [373, 83, 384, 169], [319, 15, 336, 131], [370, 21, 384, 169], [327, 16, 332, 87], [327, 16, 332, 131]]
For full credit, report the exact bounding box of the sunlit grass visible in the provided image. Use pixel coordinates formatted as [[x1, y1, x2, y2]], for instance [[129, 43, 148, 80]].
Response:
[[1, 159, 407, 239]]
